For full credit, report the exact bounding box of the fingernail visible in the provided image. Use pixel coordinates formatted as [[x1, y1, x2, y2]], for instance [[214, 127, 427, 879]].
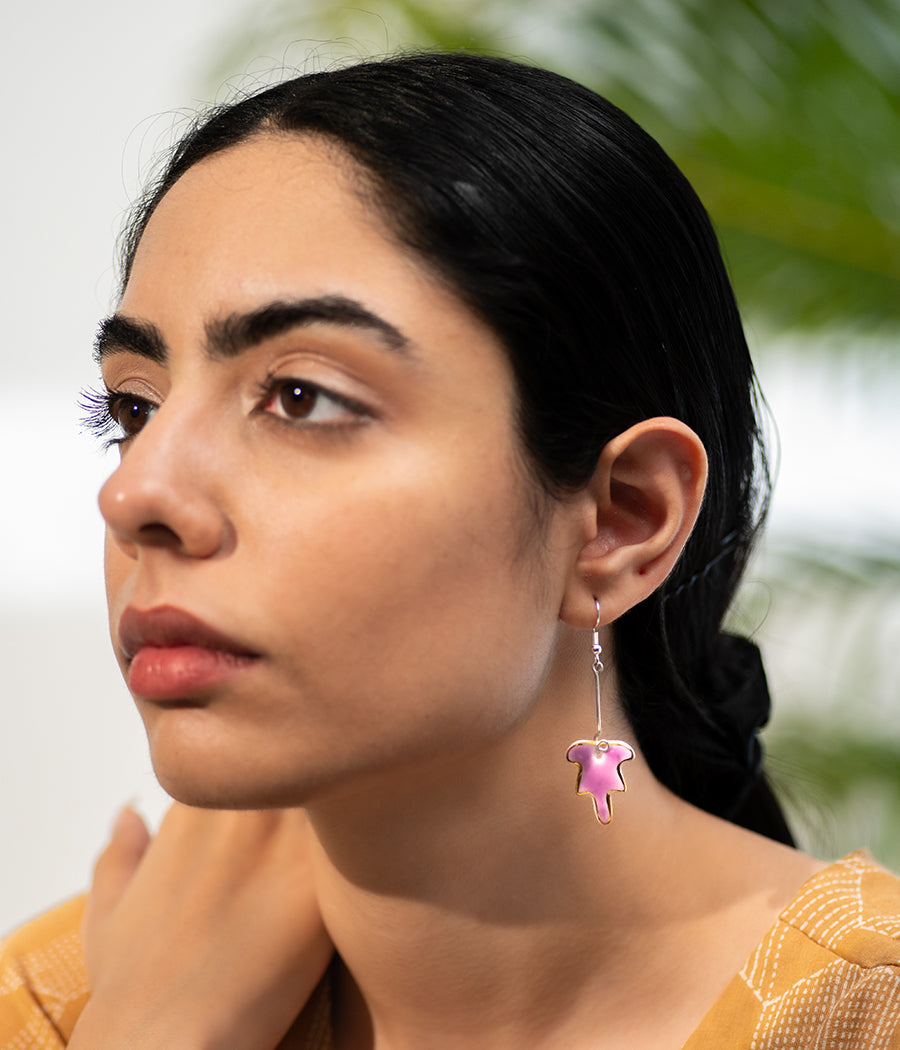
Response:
[[112, 801, 140, 834]]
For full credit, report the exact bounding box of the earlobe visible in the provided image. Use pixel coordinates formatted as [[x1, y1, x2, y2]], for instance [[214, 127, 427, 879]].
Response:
[[559, 417, 707, 628]]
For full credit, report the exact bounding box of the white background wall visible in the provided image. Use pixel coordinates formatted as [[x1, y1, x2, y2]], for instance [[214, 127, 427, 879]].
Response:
[[1, 1, 897, 935], [0, 0, 249, 934]]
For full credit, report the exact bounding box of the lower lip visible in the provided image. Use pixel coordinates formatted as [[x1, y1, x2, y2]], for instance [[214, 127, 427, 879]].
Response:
[[128, 646, 257, 701]]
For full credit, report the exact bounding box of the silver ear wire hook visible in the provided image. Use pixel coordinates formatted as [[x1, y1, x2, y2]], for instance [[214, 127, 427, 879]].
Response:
[[592, 598, 604, 740]]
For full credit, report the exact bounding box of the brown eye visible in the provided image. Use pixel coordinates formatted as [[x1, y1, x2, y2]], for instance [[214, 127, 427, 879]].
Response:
[[111, 395, 156, 438], [261, 376, 370, 427], [276, 381, 319, 419]]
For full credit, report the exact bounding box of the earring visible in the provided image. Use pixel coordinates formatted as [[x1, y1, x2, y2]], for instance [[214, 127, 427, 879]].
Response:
[[566, 599, 635, 824]]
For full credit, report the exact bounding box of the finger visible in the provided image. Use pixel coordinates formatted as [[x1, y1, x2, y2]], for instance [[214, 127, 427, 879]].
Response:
[[89, 805, 152, 912], [113, 805, 152, 857]]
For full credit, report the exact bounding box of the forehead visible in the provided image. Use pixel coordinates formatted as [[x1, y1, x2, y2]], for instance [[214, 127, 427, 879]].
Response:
[[123, 134, 411, 314], [123, 137, 434, 329], [118, 133, 516, 401]]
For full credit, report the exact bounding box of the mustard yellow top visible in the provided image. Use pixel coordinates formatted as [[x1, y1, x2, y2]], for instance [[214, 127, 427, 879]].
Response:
[[2, 851, 898, 1049], [683, 850, 900, 1048]]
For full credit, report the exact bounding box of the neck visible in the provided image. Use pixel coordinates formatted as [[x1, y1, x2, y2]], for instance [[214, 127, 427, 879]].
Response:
[[303, 632, 818, 1050], [307, 761, 677, 1047]]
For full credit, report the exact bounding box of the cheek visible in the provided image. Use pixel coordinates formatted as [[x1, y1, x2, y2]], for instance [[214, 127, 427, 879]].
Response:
[[248, 447, 558, 741], [254, 439, 525, 608]]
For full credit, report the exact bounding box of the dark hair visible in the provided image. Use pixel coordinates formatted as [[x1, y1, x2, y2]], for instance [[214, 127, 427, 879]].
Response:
[[120, 51, 792, 843]]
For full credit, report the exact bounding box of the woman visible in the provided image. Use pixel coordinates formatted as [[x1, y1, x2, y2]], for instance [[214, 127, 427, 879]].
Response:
[[2, 52, 898, 1050]]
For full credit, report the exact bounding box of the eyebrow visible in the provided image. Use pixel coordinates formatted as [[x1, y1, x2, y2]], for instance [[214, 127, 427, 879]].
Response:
[[93, 295, 413, 365]]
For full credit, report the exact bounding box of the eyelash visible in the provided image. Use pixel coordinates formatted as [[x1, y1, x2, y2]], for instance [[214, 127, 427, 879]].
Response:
[[79, 387, 156, 450], [79, 375, 370, 449]]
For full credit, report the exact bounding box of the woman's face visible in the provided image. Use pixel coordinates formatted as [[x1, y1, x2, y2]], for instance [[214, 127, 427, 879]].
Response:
[[99, 135, 578, 808]]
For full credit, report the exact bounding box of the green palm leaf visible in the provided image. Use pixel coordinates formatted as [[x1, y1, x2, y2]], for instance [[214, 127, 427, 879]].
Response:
[[203, 0, 900, 335]]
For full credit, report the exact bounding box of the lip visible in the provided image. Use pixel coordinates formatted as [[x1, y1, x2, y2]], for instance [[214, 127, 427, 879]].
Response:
[[119, 605, 260, 701]]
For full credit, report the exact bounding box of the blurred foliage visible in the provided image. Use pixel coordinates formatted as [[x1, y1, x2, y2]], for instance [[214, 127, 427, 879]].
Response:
[[206, 0, 900, 339], [769, 728, 900, 869], [202, 1, 900, 862], [737, 537, 900, 865], [573, 0, 900, 334]]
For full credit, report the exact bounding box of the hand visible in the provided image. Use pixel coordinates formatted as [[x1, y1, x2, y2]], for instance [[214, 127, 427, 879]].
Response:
[[71, 803, 332, 1050]]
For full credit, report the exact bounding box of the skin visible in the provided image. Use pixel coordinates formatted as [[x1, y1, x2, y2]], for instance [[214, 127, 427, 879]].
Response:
[[74, 135, 824, 1050]]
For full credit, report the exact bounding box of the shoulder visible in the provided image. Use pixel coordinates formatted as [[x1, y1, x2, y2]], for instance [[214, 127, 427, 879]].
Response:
[[745, 853, 900, 1043], [777, 850, 900, 967], [0, 895, 89, 1047], [685, 852, 900, 1049]]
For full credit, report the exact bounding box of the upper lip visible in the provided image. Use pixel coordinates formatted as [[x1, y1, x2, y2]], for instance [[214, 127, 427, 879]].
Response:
[[118, 605, 259, 662]]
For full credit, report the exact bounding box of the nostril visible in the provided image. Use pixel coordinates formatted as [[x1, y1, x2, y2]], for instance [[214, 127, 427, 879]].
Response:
[[136, 522, 184, 549]]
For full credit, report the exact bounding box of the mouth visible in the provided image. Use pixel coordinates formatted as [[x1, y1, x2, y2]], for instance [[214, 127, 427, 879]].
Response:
[[118, 605, 260, 702]]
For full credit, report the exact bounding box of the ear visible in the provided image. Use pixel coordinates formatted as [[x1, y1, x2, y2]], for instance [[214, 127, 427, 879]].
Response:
[[559, 417, 708, 628]]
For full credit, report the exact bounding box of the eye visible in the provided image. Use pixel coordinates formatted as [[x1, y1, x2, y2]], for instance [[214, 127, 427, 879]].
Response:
[[79, 387, 158, 447], [259, 377, 369, 427], [110, 394, 157, 438]]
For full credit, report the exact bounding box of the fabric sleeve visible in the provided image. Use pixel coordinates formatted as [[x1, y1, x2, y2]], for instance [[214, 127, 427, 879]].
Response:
[[0, 896, 90, 1049]]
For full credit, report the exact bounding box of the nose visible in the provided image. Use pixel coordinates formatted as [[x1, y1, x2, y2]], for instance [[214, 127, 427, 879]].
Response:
[[99, 405, 230, 560]]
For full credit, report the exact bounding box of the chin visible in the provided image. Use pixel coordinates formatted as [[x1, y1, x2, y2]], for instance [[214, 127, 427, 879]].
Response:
[[138, 703, 312, 808], [145, 735, 312, 812], [152, 762, 309, 811]]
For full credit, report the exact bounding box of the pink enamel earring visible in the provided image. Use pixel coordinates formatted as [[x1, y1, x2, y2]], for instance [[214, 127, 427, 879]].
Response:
[[566, 600, 635, 824]]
